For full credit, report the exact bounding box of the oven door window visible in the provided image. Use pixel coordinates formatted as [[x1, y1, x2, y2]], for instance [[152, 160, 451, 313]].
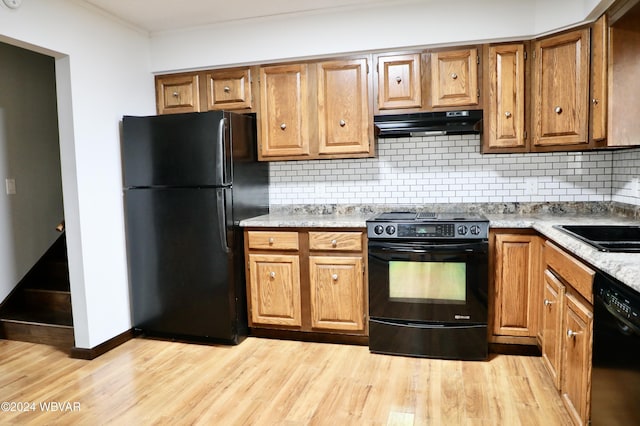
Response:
[[389, 261, 466, 304], [368, 240, 488, 323]]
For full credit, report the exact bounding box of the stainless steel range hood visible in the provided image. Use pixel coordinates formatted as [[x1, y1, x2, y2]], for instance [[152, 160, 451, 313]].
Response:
[[374, 110, 483, 138]]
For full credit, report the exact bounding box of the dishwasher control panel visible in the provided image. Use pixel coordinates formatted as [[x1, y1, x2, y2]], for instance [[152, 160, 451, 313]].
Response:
[[597, 281, 640, 329]]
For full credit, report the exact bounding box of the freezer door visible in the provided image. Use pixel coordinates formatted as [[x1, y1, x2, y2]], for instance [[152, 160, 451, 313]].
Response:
[[122, 112, 227, 187], [124, 187, 239, 341]]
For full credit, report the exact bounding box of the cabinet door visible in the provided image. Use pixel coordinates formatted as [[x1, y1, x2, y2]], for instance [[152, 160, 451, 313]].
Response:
[[430, 48, 479, 107], [156, 74, 200, 115], [259, 64, 310, 159], [376, 53, 422, 110], [562, 292, 593, 426], [533, 29, 590, 148], [485, 44, 526, 151], [317, 59, 371, 156], [493, 234, 541, 338], [541, 269, 565, 390], [206, 68, 252, 111], [590, 14, 608, 143], [248, 254, 302, 327], [309, 256, 364, 331]]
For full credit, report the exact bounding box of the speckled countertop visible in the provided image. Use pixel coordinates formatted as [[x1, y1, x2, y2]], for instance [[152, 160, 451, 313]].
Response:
[[240, 202, 640, 294]]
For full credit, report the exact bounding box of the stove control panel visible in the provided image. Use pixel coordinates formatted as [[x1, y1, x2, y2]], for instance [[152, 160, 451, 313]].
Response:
[[367, 220, 488, 240]]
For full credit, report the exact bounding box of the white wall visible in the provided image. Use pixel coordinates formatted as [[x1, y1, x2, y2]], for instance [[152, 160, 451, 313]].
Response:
[[149, 0, 613, 73], [0, 0, 155, 349]]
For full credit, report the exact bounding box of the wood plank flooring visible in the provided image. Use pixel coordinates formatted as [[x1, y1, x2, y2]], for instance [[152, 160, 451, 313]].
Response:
[[0, 337, 572, 425]]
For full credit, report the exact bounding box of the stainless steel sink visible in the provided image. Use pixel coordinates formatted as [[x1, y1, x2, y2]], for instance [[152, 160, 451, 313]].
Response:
[[553, 225, 640, 252]]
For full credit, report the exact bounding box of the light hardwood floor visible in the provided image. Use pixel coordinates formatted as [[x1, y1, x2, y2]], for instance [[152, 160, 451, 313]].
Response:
[[0, 337, 572, 425]]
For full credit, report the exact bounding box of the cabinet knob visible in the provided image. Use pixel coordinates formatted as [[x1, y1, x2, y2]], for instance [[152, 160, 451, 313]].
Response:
[[567, 329, 580, 338], [224, 86, 231, 93], [331, 239, 338, 247], [592, 98, 599, 105], [395, 76, 402, 83], [172, 92, 179, 98], [332, 274, 339, 281], [268, 237, 274, 244], [554, 106, 563, 114], [451, 73, 458, 80], [269, 271, 276, 278], [339, 120, 346, 127], [543, 299, 554, 307], [280, 123, 287, 130], [504, 111, 512, 118]]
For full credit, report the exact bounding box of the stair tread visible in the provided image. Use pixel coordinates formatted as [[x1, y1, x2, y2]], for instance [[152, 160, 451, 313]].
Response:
[[1, 309, 73, 327]]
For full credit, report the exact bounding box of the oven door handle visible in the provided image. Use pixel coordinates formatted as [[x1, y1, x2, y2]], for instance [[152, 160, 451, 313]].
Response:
[[369, 242, 487, 253], [372, 318, 486, 329]]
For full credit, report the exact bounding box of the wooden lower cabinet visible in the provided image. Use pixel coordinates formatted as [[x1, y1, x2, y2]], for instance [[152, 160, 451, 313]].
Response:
[[541, 240, 595, 426], [245, 228, 367, 339], [309, 256, 364, 331], [562, 292, 593, 426], [247, 254, 301, 327], [541, 269, 565, 389], [490, 230, 542, 344]]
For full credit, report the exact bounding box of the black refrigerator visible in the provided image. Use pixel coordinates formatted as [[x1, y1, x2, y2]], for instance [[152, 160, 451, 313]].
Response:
[[121, 111, 268, 344]]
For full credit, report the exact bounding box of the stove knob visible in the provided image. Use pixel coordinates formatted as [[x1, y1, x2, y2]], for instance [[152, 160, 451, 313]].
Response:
[[457, 225, 468, 236], [386, 225, 396, 235], [470, 225, 481, 235], [373, 225, 384, 235]]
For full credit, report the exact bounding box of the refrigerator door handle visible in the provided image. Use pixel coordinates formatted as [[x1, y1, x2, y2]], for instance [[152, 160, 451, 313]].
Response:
[[216, 118, 227, 186], [216, 188, 230, 253]]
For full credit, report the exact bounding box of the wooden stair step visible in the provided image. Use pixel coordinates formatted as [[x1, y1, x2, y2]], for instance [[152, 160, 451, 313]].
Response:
[[0, 319, 74, 349], [23, 288, 72, 313], [0, 307, 73, 327]]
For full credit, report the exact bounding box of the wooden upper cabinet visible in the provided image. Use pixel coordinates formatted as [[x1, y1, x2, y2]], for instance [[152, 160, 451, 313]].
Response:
[[532, 29, 590, 149], [206, 68, 252, 111], [430, 48, 479, 108], [590, 15, 608, 143], [156, 74, 201, 114], [259, 64, 310, 159], [317, 58, 371, 156], [376, 53, 422, 110], [484, 43, 527, 152]]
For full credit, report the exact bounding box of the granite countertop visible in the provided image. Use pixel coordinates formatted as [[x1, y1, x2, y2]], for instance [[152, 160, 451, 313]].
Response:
[[240, 204, 640, 293]]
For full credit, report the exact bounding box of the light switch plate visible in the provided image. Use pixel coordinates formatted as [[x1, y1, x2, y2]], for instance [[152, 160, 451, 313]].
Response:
[[5, 178, 16, 195]]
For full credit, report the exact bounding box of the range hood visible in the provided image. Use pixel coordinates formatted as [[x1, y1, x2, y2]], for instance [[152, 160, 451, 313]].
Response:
[[374, 110, 483, 138]]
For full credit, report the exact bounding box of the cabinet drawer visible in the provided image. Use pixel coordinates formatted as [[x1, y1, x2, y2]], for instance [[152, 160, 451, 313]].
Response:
[[247, 231, 299, 250], [545, 241, 595, 303], [309, 232, 362, 251]]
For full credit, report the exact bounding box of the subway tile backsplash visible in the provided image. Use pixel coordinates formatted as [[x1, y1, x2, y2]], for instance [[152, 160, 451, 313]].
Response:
[[269, 135, 640, 207]]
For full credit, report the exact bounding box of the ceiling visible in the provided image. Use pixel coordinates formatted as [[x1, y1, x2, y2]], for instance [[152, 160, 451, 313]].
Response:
[[81, 0, 405, 33]]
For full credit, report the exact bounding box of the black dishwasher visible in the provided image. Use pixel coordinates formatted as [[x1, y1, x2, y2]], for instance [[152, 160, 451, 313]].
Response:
[[591, 272, 640, 425]]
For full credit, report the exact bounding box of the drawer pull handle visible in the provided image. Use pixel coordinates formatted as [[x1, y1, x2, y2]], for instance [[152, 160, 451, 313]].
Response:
[[331, 239, 338, 247], [224, 86, 231, 93], [269, 271, 276, 278], [339, 120, 346, 127], [268, 238, 274, 244], [172, 92, 179, 97], [332, 274, 339, 281], [567, 329, 581, 338], [543, 299, 554, 307], [280, 123, 287, 130]]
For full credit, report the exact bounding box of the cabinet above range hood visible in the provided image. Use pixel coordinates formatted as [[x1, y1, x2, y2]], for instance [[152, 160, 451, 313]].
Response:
[[374, 110, 483, 138]]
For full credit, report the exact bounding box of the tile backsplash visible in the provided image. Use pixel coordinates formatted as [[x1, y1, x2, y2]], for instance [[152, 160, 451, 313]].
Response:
[[269, 135, 640, 207]]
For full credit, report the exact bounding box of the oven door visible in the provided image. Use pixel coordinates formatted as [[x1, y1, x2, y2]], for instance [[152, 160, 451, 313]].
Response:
[[368, 239, 488, 324]]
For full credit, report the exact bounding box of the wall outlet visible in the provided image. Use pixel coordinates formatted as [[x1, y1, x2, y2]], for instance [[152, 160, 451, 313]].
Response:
[[525, 179, 538, 195], [5, 178, 16, 195]]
